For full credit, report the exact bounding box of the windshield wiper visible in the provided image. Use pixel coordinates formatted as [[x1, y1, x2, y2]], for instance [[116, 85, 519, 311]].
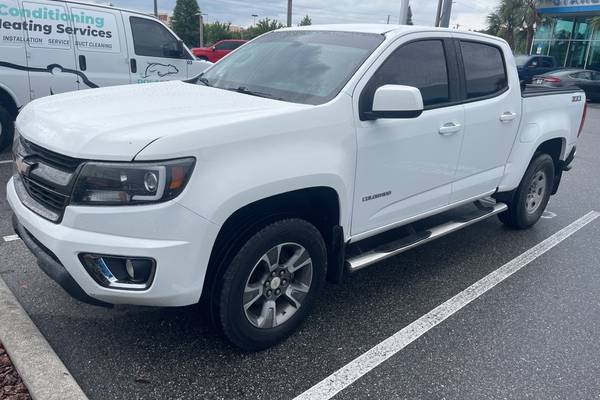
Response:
[[195, 73, 211, 86], [227, 86, 281, 100]]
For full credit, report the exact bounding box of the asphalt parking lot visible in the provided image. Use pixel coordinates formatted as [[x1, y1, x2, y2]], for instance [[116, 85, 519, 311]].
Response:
[[1, 105, 599, 400]]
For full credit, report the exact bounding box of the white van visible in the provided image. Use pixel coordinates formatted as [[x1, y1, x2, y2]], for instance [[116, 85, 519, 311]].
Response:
[[0, 0, 212, 149]]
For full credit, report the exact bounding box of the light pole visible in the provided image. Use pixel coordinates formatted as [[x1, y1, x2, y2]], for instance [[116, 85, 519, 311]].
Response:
[[399, 0, 409, 25], [153, 0, 158, 17], [435, 0, 443, 26], [252, 14, 258, 25], [287, 0, 292, 27], [196, 12, 207, 47], [439, 0, 453, 28]]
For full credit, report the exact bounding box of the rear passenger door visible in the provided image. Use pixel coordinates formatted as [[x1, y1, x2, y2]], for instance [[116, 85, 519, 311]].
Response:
[[352, 36, 465, 235], [67, 4, 130, 89], [123, 14, 191, 83], [451, 37, 521, 202]]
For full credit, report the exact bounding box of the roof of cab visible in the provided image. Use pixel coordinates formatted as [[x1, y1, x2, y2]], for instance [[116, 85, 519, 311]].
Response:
[[280, 24, 452, 35], [280, 24, 503, 43]]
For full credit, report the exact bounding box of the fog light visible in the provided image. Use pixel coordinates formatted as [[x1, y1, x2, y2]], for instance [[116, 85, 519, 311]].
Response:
[[79, 254, 156, 290]]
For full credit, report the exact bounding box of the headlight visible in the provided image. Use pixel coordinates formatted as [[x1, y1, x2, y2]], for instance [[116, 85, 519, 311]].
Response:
[[72, 158, 195, 205]]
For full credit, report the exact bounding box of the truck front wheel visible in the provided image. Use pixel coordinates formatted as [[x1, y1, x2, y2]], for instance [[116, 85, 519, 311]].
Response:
[[217, 218, 327, 351], [498, 153, 555, 229], [0, 105, 14, 151]]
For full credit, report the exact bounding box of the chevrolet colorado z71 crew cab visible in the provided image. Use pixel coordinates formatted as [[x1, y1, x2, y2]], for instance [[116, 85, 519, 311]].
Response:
[[8, 25, 586, 350]]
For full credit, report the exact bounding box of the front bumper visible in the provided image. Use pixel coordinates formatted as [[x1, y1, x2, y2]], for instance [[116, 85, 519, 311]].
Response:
[[7, 177, 219, 307]]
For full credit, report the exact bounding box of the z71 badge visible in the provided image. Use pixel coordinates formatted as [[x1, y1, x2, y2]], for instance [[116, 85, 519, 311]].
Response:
[[572, 95, 582, 102]]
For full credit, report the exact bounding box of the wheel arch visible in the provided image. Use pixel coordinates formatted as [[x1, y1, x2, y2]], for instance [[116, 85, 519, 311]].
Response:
[[0, 84, 20, 118], [201, 186, 343, 307]]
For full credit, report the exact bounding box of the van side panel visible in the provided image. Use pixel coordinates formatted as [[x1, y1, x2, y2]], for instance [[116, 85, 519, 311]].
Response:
[[0, 0, 30, 108], [21, 0, 79, 99], [67, 3, 130, 88]]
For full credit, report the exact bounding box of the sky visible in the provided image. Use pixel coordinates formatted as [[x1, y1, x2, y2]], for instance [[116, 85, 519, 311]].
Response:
[[103, 0, 498, 31]]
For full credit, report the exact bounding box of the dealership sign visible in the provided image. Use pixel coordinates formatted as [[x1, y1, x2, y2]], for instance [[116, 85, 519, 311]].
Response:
[[536, 0, 600, 14]]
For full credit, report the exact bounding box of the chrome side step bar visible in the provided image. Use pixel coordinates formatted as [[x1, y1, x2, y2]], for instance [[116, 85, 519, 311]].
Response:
[[346, 202, 508, 272]]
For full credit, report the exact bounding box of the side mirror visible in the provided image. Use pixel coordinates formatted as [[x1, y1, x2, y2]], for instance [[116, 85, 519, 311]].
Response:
[[366, 85, 424, 120], [212, 46, 216, 51]]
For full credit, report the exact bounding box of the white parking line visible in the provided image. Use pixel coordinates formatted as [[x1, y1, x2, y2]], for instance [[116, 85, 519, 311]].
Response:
[[0, 159, 13, 165], [294, 211, 600, 400], [3, 234, 20, 242]]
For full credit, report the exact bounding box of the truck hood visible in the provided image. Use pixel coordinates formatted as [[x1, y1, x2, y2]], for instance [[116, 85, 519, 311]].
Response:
[[16, 80, 306, 161]]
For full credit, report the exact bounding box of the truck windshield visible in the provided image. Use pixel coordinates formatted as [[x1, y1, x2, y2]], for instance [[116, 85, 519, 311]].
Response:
[[197, 30, 385, 105]]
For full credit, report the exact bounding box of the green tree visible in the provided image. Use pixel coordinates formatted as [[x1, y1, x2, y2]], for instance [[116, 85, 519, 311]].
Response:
[[299, 15, 312, 26], [244, 18, 284, 40], [204, 21, 236, 45], [407, 5, 413, 25], [171, 0, 200, 47]]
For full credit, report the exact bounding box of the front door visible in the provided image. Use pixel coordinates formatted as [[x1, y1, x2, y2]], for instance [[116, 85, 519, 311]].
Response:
[[21, 0, 79, 99], [67, 4, 130, 90], [123, 13, 191, 84], [451, 37, 521, 202], [352, 37, 465, 236]]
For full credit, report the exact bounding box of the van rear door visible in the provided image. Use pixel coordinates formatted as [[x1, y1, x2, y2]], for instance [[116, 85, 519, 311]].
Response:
[[20, 0, 79, 99], [121, 13, 190, 84], [0, 0, 30, 108], [67, 3, 129, 89]]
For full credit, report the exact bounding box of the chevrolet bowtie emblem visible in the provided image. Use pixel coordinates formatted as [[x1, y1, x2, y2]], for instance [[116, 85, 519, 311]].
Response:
[[15, 155, 35, 177]]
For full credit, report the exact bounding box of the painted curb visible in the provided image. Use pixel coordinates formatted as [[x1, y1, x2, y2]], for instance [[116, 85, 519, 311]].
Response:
[[0, 275, 89, 400]]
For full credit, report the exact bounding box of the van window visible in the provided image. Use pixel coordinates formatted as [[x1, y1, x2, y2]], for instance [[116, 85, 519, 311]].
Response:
[[362, 40, 450, 109], [460, 41, 508, 99], [129, 16, 183, 58]]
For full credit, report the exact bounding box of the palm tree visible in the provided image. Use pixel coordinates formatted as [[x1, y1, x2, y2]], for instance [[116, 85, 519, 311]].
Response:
[[486, 0, 539, 53]]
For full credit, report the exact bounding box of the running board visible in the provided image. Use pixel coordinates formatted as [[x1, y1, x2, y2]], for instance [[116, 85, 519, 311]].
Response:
[[346, 202, 508, 272]]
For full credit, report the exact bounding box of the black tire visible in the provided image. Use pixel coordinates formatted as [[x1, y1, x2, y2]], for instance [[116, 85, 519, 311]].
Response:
[[0, 105, 14, 152], [217, 218, 326, 351], [498, 154, 555, 229]]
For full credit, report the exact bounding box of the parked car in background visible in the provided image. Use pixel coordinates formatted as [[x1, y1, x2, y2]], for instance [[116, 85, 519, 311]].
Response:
[[192, 39, 248, 62], [0, 0, 212, 151], [515, 55, 559, 84], [531, 69, 600, 102]]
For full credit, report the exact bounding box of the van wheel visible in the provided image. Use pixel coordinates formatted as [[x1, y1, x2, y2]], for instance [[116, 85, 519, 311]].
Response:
[[498, 154, 555, 229], [217, 218, 326, 351], [0, 105, 14, 151]]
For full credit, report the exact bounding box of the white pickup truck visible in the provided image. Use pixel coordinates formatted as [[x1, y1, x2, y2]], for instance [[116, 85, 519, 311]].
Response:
[[8, 25, 586, 350]]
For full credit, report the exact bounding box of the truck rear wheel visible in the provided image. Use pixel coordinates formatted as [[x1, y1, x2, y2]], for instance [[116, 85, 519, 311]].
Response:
[[498, 154, 555, 229], [217, 218, 326, 351], [0, 105, 14, 151]]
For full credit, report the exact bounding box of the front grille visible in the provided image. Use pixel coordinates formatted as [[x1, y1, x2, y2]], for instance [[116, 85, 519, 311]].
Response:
[[22, 176, 69, 212], [23, 138, 82, 172], [16, 137, 84, 222]]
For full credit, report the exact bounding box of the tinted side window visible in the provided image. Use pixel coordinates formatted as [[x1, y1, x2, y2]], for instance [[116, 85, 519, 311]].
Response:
[[362, 40, 450, 111], [460, 41, 508, 99], [215, 41, 241, 51], [541, 58, 554, 68], [130, 17, 182, 58]]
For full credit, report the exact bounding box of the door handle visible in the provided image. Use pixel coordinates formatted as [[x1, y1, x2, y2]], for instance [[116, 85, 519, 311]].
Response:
[[499, 112, 517, 122], [439, 122, 462, 136], [78, 55, 86, 71], [130, 58, 137, 74]]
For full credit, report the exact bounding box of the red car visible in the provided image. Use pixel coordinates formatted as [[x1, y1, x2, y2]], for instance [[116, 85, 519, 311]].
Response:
[[192, 40, 248, 62]]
